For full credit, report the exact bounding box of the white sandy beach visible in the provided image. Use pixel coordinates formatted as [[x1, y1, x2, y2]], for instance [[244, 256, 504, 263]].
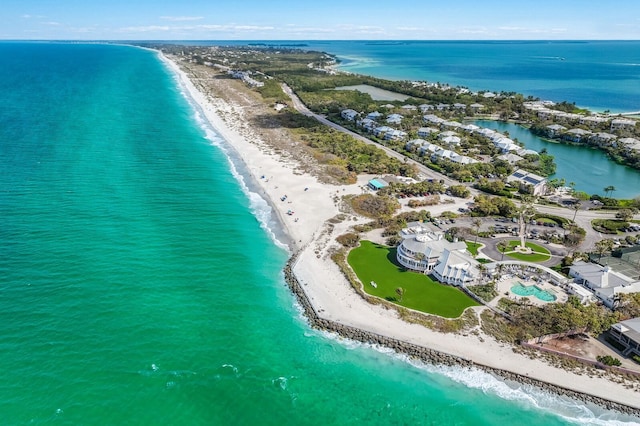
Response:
[[159, 53, 640, 411]]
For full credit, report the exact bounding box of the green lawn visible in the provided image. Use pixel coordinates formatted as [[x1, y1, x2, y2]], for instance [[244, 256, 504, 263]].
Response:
[[465, 241, 481, 256], [347, 241, 479, 318], [501, 240, 551, 262]]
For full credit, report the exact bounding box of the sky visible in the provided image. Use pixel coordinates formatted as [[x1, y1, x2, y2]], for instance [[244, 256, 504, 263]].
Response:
[[2, 0, 640, 41]]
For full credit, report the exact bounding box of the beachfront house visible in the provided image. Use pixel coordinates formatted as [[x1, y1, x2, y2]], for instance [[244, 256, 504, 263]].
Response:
[[396, 224, 477, 283], [568, 261, 640, 309], [609, 318, 640, 357], [432, 249, 480, 286], [507, 169, 548, 196]]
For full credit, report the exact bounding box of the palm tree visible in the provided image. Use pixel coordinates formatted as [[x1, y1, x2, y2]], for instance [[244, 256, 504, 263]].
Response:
[[594, 239, 615, 263], [497, 240, 510, 261], [604, 185, 616, 198], [472, 218, 482, 245], [517, 195, 537, 249], [395, 287, 405, 302]]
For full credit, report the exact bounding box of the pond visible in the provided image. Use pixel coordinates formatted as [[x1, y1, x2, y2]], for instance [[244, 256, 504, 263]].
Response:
[[474, 120, 640, 199]]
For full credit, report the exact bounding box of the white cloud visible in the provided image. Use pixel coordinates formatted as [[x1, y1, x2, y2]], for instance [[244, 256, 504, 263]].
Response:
[[396, 26, 425, 32], [159, 16, 204, 22], [117, 23, 274, 34]]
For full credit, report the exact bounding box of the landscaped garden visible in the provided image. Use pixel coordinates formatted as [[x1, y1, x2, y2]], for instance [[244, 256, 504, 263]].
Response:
[[499, 240, 551, 262], [347, 240, 479, 318], [465, 241, 482, 256]]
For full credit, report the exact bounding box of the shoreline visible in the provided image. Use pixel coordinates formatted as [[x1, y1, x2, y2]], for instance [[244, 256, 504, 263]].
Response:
[[156, 51, 640, 418]]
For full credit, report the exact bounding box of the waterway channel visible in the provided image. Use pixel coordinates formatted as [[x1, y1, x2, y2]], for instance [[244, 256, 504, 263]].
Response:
[[474, 120, 640, 199]]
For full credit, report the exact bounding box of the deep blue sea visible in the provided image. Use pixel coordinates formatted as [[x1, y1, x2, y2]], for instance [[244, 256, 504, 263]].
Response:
[[302, 40, 640, 114], [1, 42, 639, 424]]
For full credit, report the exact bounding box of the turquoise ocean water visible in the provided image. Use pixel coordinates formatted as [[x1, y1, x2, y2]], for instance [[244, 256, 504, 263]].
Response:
[[1, 42, 638, 425]]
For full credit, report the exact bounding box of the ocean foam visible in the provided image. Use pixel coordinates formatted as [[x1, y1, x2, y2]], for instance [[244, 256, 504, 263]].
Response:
[[317, 329, 640, 425], [167, 63, 291, 252]]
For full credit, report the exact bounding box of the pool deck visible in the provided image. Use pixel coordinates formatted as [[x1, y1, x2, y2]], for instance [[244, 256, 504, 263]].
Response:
[[490, 275, 569, 307]]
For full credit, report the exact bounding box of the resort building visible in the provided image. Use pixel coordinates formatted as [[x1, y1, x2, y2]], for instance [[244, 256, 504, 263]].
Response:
[[609, 318, 640, 357], [341, 109, 359, 121], [568, 261, 640, 309], [405, 138, 427, 151], [432, 249, 480, 286], [497, 153, 524, 165], [357, 118, 377, 131], [562, 128, 592, 143], [506, 169, 548, 196], [418, 143, 440, 157], [366, 111, 383, 120], [396, 224, 479, 286], [386, 113, 404, 125], [417, 127, 439, 138], [545, 124, 567, 138], [611, 118, 637, 133], [591, 132, 617, 147], [383, 129, 407, 141], [617, 137, 640, 152]]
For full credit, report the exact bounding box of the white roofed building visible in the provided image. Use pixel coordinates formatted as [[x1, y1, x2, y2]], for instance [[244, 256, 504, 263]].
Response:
[[609, 318, 640, 357], [507, 169, 547, 196], [341, 109, 359, 121], [396, 224, 477, 284], [569, 261, 640, 309]]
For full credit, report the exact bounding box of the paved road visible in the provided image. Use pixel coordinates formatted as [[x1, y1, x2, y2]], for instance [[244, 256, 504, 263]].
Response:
[[281, 84, 637, 253], [281, 84, 459, 186]]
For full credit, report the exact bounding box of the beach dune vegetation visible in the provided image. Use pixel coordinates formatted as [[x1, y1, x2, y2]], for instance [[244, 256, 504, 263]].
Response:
[[349, 194, 400, 219]]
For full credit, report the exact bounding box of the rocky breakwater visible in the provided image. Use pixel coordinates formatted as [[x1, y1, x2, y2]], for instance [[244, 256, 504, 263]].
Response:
[[283, 256, 640, 417]]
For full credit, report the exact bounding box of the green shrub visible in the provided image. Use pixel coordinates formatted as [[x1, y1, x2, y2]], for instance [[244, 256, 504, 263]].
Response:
[[592, 219, 629, 234], [597, 355, 622, 366]]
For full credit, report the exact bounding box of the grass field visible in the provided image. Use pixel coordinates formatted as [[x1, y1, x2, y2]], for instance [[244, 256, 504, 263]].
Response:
[[501, 240, 551, 262], [465, 241, 481, 256], [347, 241, 479, 318]]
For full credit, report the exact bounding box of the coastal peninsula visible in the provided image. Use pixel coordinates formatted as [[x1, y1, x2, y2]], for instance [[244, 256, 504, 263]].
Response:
[[154, 44, 640, 415]]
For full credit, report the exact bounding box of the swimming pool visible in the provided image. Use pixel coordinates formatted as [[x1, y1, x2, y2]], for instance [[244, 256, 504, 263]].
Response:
[[510, 282, 557, 302]]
